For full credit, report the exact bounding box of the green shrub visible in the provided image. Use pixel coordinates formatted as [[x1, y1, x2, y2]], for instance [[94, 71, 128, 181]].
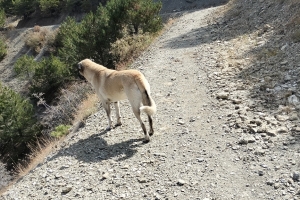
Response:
[[13, 0, 38, 19], [0, 9, 5, 28], [127, 0, 162, 34], [0, 82, 41, 168], [39, 0, 60, 11], [14, 55, 37, 80], [0, 38, 7, 61], [56, 0, 162, 69], [111, 32, 152, 68], [50, 124, 71, 138], [30, 56, 71, 96], [14, 55, 71, 99]]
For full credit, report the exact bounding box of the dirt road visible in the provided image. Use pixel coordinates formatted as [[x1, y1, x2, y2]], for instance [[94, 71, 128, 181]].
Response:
[[1, 1, 300, 199]]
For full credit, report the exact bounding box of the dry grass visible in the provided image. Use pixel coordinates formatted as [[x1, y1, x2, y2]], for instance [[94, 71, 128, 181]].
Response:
[[0, 136, 59, 195], [73, 93, 99, 123], [15, 136, 57, 176], [25, 26, 48, 53]]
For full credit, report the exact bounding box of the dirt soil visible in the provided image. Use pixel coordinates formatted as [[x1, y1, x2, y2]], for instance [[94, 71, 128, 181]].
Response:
[[1, 0, 300, 199]]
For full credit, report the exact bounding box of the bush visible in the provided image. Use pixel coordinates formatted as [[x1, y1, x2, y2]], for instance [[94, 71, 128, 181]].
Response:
[[13, 0, 38, 19], [14, 55, 71, 100], [14, 55, 37, 80], [56, 0, 162, 69], [0, 82, 41, 168], [30, 56, 71, 97], [25, 26, 48, 54], [127, 0, 162, 34], [0, 9, 5, 28], [0, 38, 7, 61], [111, 32, 152, 68], [50, 124, 71, 138]]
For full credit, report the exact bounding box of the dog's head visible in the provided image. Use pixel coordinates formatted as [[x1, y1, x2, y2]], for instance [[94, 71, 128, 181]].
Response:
[[77, 61, 86, 80]]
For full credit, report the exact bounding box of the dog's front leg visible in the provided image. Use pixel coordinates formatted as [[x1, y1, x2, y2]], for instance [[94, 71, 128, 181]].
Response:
[[102, 100, 112, 131], [114, 102, 122, 126]]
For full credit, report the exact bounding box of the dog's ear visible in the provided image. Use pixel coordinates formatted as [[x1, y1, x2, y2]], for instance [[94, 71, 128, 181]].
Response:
[[78, 62, 84, 72]]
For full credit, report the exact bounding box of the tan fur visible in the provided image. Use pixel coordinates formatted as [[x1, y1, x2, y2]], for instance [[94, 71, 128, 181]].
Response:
[[78, 59, 156, 142]]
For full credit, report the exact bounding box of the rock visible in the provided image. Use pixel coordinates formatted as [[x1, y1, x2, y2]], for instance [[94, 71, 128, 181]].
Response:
[[197, 157, 205, 162], [217, 92, 229, 100], [289, 112, 299, 121], [266, 129, 277, 137], [254, 148, 265, 156], [287, 94, 299, 105], [138, 177, 148, 183], [238, 135, 255, 145], [177, 179, 186, 186], [274, 183, 280, 189], [102, 172, 110, 179], [178, 120, 185, 125], [266, 180, 274, 186], [280, 61, 288, 65], [275, 115, 289, 122], [258, 170, 264, 176], [232, 99, 242, 104], [62, 186, 72, 193], [292, 172, 300, 182], [276, 127, 288, 134], [292, 126, 300, 132]]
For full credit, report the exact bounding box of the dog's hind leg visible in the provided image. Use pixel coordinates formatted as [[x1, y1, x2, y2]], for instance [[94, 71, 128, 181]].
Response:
[[133, 108, 150, 142], [128, 98, 150, 142], [114, 101, 122, 126], [102, 100, 112, 131], [148, 115, 154, 136]]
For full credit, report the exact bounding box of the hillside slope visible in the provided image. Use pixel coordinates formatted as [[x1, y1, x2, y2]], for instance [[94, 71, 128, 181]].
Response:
[[1, 0, 300, 199]]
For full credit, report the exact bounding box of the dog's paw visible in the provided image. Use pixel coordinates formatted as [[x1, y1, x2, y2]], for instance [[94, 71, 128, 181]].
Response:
[[143, 135, 150, 143], [115, 122, 122, 127]]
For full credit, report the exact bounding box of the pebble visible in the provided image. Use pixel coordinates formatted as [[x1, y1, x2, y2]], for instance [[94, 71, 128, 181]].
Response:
[[217, 92, 229, 100], [292, 172, 300, 182], [177, 179, 186, 186], [62, 186, 72, 193]]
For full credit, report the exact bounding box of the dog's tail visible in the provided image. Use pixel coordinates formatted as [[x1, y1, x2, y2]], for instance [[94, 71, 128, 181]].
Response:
[[134, 73, 156, 116], [140, 90, 156, 116]]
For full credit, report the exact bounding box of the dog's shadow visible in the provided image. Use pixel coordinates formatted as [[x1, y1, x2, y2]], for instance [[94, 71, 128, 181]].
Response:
[[48, 128, 146, 164]]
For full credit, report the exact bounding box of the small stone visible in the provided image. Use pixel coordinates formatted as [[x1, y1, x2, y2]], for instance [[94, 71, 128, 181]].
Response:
[[292, 172, 300, 182], [292, 126, 300, 132], [197, 157, 205, 162], [177, 179, 186, 186], [138, 177, 147, 183], [232, 99, 242, 104], [102, 172, 110, 179], [258, 170, 264, 176], [266, 129, 277, 137], [217, 92, 229, 100], [275, 166, 281, 171], [178, 120, 185, 125], [275, 115, 289, 122], [277, 127, 288, 134], [62, 186, 72, 193], [280, 61, 288, 65], [266, 180, 274, 186], [274, 183, 280, 189], [288, 95, 299, 106]]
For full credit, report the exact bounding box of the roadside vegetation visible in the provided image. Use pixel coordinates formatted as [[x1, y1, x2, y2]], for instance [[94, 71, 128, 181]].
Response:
[[0, 0, 162, 173]]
